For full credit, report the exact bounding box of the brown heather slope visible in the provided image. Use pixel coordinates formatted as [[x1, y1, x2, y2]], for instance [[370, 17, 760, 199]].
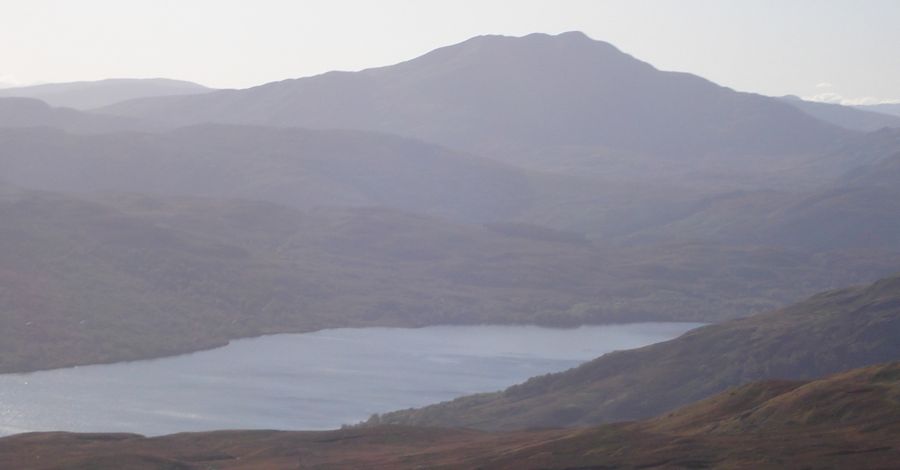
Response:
[[3, 187, 898, 373], [2, 362, 898, 469], [370, 273, 900, 430]]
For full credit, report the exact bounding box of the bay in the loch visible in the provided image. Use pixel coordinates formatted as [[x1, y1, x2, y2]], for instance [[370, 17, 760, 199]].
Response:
[[0, 323, 703, 436]]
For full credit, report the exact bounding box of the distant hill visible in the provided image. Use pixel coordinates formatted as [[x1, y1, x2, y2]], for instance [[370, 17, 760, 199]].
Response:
[[0, 97, 152, 133], [841, 150, 900, 188], [779, 95, 900, 131], [0, 123, 740, 240], [3, 188, 896, 373], [0, 78, 211, 110], [623, 128, 900, 251], [0, 124, 539, 223], [101, 32, 851, 177], [3, 362, 898, 469], [370, 274, 900, 430], [856, 102, 900, 118]]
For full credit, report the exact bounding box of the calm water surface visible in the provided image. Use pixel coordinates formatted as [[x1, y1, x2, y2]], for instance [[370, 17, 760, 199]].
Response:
[[0, 323, 702, 436]]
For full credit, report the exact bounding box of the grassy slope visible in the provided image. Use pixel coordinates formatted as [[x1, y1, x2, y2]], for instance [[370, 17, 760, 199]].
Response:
[[371, 274, 900, 430], [2, 362, 897, 469]]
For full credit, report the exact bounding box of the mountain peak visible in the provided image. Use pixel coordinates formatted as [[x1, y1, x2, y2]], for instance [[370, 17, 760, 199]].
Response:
[[100, 31, 846, 165], [457, 30, 619, 53]]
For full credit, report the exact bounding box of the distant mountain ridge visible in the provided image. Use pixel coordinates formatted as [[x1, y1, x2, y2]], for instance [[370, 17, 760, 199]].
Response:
[[0, 97, 152, 133], [0, 124, 535, 223], [101, 32, 851, 176], [779, 95, 900, 131], [856, 102, 900, 118], [0, 78, 211, 110]]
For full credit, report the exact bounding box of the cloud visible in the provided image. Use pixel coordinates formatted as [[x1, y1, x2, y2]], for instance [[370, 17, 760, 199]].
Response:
[[806, 92, 843, 103], [0, 74, 24, 89], [804, 91, 900, 106], [815, 82, 835, 89]]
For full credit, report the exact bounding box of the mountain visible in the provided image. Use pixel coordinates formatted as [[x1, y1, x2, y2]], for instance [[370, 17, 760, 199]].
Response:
[[101, 32, 851, 179], [842, 150, 900, 188], [780, 95, 900, 131], [0, 97, 151, 133], [856, 102, 900, 118], [0, 123, 745, 240], [0, 188, 592, 373], [370, 273, 900, 430], [0, 78, 211, 110], [0, 122, 759, 240], [622, 128, 900, 251], [0, 124, 539, 223], [3, 362, 898, 469], [4, 188, 896, 373]]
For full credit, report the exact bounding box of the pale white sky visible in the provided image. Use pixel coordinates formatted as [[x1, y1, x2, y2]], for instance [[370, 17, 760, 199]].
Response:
[[1, 0, 898, 103]]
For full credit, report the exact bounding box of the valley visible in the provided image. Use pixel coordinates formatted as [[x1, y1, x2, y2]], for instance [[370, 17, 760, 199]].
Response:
[[1, 19, 899, 469]]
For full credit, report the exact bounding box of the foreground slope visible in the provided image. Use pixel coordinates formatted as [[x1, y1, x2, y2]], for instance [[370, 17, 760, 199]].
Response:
[[2, 362, 898, 469], [372, 273, 900, 430]]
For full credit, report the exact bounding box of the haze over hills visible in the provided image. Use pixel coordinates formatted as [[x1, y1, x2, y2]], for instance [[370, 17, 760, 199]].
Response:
[[1, 32, 899, 378], [101, 32, 851, 181], [857, 102, 900, 118], [3, 362, 898, 469], [371, 273, 900, 430], [1, 27, 900, 466], [623, 129, 900, 252], [0, 97, 153, 133], [0, 78, 211, 110], [779, 95, 900, 132], [0, 187, 599, 372], [1, 120, 897, 250], [0, 124, 536, 223], [6, 187, 897, 373], [0, 121, 718, 239]]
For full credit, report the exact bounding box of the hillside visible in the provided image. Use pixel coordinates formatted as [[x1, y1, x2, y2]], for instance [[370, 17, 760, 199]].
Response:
[[0, 123, 770, 241], [0, 97, 151, 133], [0, 124, 538, 223], [101, 32, 851, 179], [0, 188, 591, 373], [3, 188, 897, 373], [0, 78, 211, 110], [624, 128, 900, 251], [2, 362, 898, 469], [1, 122, 895, 246], [0, 123, 763, 240], [780, 95, 900, 131], [857, 102, 900, 118], [370, 273, 900, 430]]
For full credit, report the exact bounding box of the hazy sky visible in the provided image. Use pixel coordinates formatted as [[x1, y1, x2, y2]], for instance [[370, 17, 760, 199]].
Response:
[[1, 0, 898, 104]]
